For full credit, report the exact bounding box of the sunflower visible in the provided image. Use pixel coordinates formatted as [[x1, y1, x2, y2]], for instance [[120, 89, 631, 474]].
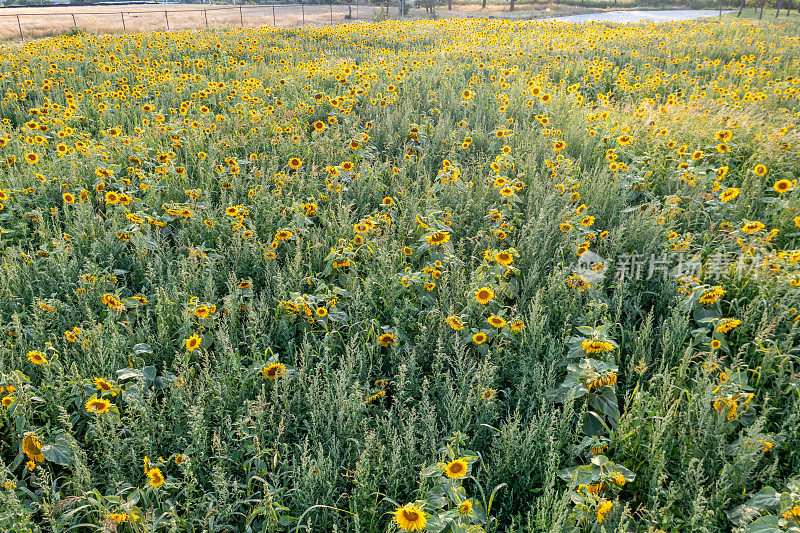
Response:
[[185, 334, 202, 352], [403, 246, 413, 256], [773, 179, 793, 194], [349, 140, 360, 150], [27, 350, 47, 365], [475, 287, 494, 304], [22, 433, 44, 462], [699, 286, 725, 305], [238, 281, 252, 289], [710, 339, 722, 350], [472, 332, 487, 344], [496, 251, 513, 265], [105, 191, 120, 204], [783, 505, 800, 523], [146, 467, 165, 488], [394, 504, 426, 532], [716, 318, 741, 333], [378, 333, 397, 347], [425, 232, 450, 246], [597, 500, 613, 523], [313, 120, 325, 131], [458, 500, 473, 516], [62, 192, 75, 204], [617, 135, 632, 146], [741, 221, 765, 234], [487, 316, 506, 328], [86, 397, 111, 414], [25, 152, 39, 164], [382, 196, 394, 207], [753, 164, 767, 176], [719, 188, 740, 203], [1, 396, 14, 407], [582, 340, 615, 354], [262, 362, 286, 380], [94, 377, 116, 395], [445, 316, 463, 331], [315, 306, 328, 317], [288, 157, 303, 170], [193, 305, 211, 319], [341, 161, 354, 172], [444, 458, 469, 479]]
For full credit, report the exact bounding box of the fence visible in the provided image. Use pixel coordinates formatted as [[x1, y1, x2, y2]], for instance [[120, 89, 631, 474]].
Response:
[[0, 2, 405, 40]]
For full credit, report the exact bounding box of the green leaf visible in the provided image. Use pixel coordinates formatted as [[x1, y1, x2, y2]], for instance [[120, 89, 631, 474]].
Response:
[[746, 487, 781, 510], [42, 444, 74, 466], [744, 515, 782, 533]]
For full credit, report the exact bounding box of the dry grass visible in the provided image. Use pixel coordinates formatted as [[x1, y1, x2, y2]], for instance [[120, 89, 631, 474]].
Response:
[[0, 2, 594, 40]]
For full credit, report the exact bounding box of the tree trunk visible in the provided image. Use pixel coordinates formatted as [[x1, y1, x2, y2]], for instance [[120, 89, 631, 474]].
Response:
[[482, 0, 486, 7], [510, 0, 515, 10], [776, 0, 781, 16], [758, 0, 765, 18], [737, 0, 744, 16], [448, 0, 451, 9]]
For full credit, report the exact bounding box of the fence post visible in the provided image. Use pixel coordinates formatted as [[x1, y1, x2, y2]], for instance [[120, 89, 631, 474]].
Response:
[[356, 0, 358, 19], [272, 1, 276, 25], [239, 5, 243, 26], [16, 14, 23, 41], [164, 10, 170, 31], [204, 9, 209, 27], [330, 1, 333, 23], [121, 12, 126, 32], [302, 1, 305, 25], [71, 13, 77, 27]]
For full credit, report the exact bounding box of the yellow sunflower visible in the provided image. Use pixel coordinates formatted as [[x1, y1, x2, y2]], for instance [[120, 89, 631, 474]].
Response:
[[719, 188, 739, 203], [262, 362, 286, 380], [27, 350, 47, 365], [425, 232, 450, 246], [394, 504, 426, 532], [378, 333, 397, 347], [773, 179, 793, 194], [185, 334, 202, 352], [445, 316, 463, 331], [487, 316, 507, 328], [472, 332, 487, 344], [444, 458, 469, 479], [475, 287, 495, 305], [86, 397, 111, 414], [22, 433, 44, 462], [146, 467, 165, 488]]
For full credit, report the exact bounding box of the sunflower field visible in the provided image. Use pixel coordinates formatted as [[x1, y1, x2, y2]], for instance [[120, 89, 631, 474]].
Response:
[[0, 16, 799, 533]]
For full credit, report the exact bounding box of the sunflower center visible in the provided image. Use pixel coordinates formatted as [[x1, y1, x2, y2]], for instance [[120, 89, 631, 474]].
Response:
[[450, 463, 463, 473], [403, 510, 419, 522]]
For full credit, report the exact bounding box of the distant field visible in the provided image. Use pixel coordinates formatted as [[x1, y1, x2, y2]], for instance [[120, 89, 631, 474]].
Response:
[[0, 4, 378, 39], [0, 2, 597, 39]]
